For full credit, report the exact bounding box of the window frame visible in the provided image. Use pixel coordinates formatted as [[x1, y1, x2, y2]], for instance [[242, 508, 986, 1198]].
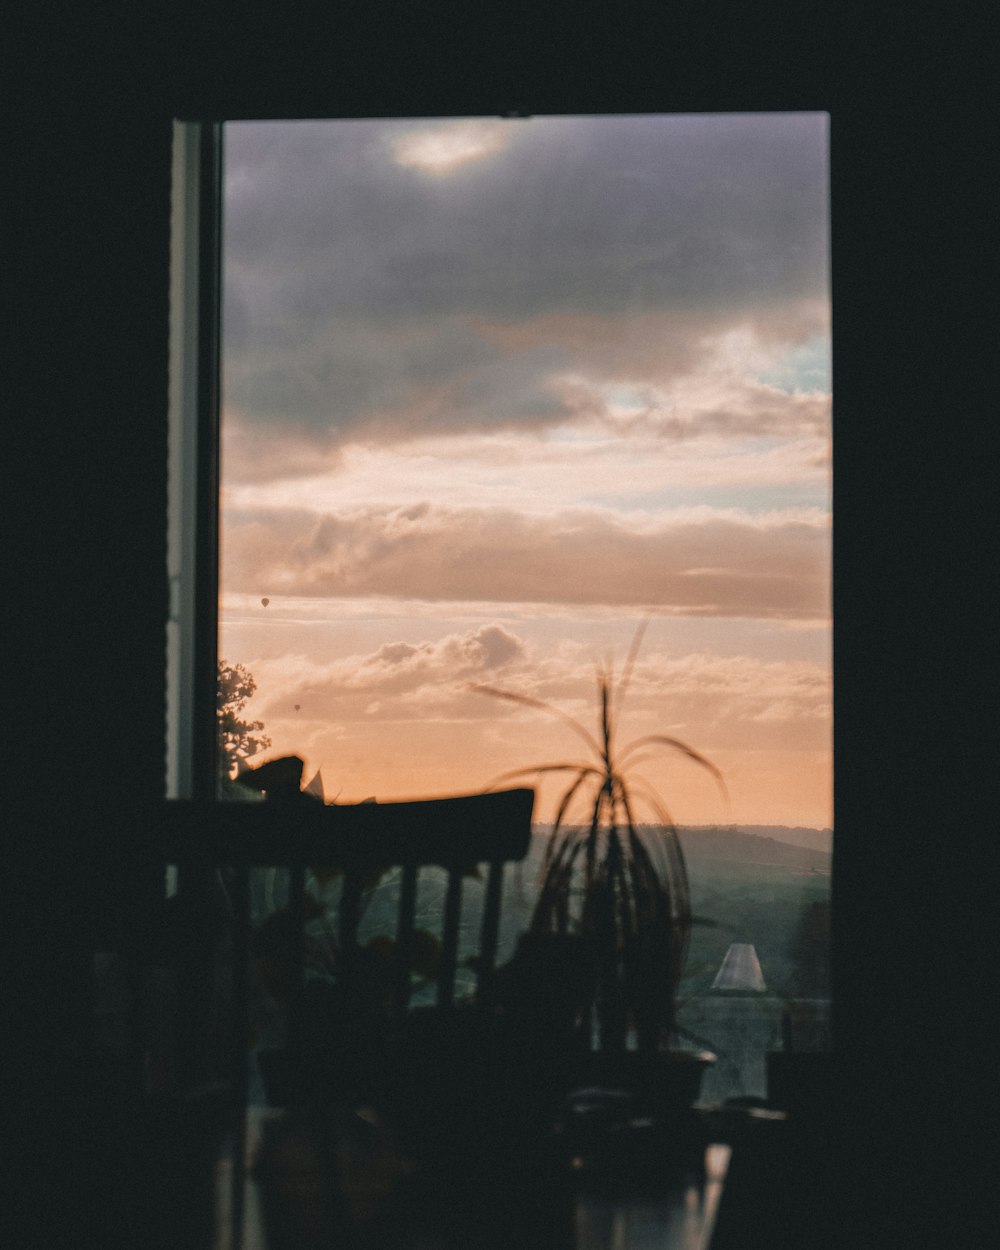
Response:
[[163, 120, 838, 1250], [168, 111, 834, 827]]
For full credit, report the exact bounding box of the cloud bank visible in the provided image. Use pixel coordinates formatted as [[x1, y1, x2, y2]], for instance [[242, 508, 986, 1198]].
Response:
[[224, 502, 830, 618], [248, 627, 830, 751], [223, 114, 830, 459]]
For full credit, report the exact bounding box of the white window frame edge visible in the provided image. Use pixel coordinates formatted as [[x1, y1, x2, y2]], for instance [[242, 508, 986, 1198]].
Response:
[[166, 120, 222, 807], [166, 121, 200, 800]]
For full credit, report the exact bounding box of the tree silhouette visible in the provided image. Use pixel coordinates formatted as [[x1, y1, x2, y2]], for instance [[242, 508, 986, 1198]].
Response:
[[217, 660, 270, 784]]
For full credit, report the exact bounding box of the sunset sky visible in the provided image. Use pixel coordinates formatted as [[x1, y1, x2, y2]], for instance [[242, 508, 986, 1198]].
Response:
[[219, 113, 831, 828]]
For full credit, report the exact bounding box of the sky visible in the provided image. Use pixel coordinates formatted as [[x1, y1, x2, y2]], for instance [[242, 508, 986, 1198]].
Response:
[[219, 113, 831, 828]]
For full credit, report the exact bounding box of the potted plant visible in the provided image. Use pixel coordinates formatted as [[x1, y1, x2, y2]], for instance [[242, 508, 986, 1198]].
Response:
[[474, 622, 727, 1115]]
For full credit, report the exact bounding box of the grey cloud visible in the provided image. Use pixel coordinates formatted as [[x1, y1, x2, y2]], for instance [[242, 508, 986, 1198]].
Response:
[[225, 114, 827, 325], [223, 303, 828, 478], [223, 114, 829, 447], [224, 313, 574, 441]]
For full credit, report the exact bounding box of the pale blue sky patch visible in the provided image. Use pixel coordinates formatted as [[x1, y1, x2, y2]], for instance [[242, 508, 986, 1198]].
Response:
[[755, 335, 831, 394]]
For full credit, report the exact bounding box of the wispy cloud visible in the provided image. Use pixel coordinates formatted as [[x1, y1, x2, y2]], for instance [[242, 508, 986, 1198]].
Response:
[[246, 632, 830, 757], [249, 624, 529, 726]]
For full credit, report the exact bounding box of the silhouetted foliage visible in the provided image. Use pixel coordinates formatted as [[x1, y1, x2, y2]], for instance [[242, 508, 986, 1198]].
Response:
[[474, 621, 728, 1056], [217, 660, 270, 790]]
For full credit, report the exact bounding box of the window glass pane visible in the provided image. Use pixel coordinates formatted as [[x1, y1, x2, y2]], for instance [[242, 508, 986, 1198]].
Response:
[[220, 115, 831, 1097]]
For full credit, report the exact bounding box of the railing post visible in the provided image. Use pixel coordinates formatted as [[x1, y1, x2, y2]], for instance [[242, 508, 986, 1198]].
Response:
[[438, 866, 464, 1009], [476, 859, 505, 1009]]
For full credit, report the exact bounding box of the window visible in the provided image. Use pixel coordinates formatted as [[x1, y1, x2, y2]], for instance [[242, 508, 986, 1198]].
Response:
[[170, 113, 832, 1098]]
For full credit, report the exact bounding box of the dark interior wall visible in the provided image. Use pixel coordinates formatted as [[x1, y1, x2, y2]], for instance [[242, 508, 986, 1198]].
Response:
[[9, 3, 989, 1243]]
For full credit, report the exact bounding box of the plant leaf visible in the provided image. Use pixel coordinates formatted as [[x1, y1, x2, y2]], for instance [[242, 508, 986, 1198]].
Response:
[[615, 618, 650, 718], [485, 761, 599, 788], [470, 683, 603, 759], [529, 771, 593, 882], [619, 734, 731, 813]]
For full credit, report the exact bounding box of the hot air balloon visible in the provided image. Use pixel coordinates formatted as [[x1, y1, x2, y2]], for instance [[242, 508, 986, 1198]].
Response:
[[261, 597, 270, 607]]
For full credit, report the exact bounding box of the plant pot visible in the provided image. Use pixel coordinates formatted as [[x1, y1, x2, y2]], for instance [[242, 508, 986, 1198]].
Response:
[[569, 1048, 715, 1115], [563, 1050, 716, 1191]]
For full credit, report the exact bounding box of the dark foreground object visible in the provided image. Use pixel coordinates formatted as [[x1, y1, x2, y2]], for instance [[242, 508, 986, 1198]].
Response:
[[253, 1005, 576, 1250], [708, 1108, 838, 1250]]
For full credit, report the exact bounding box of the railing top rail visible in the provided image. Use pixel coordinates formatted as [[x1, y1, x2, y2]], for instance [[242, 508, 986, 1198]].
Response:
[[154, 787, 534, 868]]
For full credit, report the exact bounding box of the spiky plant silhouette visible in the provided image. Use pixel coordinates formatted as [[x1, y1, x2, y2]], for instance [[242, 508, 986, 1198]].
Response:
[[473, 622, 728, 1056]]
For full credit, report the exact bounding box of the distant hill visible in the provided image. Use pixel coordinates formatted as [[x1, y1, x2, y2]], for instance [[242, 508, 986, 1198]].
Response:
[[529, 823, 832, 871], [681, 824, 832, 854], [679, 825, 830, 871]]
